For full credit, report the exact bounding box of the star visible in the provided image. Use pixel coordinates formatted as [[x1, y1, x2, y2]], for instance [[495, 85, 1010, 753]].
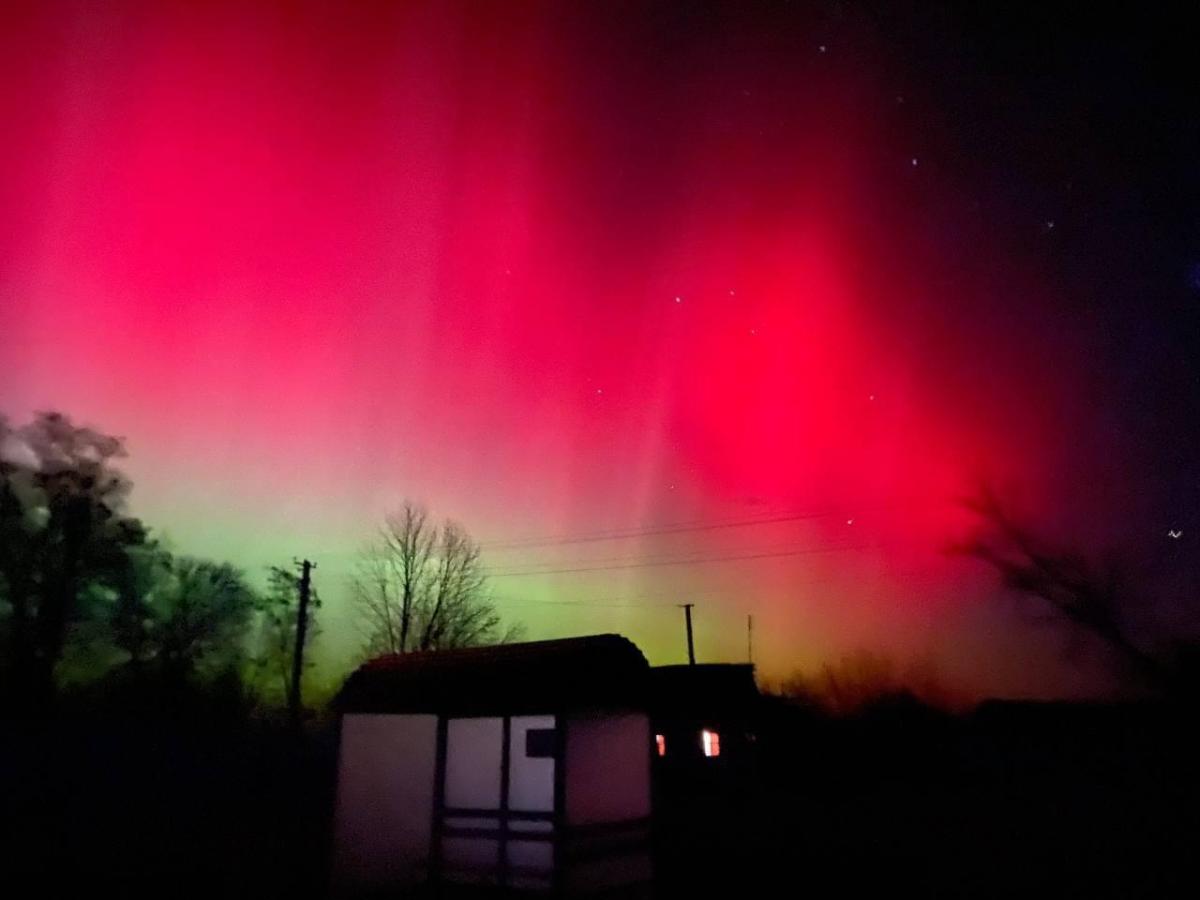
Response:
[[674, 296, 682, 304], [1168, 529, 1182, 539], [1044, 220, 1056, 231], [818, 44, 827, 53], [869, 394, 876, 401], [911, 157, 919, 167], [846, 518, 854, 526], [595, 388, 603, 395]]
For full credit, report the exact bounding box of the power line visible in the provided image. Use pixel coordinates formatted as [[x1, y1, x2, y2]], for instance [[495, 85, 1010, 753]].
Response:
[[492, 587, 725, 609], [488, 540, 884, 578], [480, 508, 841, 550], [492, 558, 953, 604], [480, 496, 955, 551], [494, 601, 676, 609], [492, 602, 686, 609], [488, 531, 934, 577], [493, 537, 850, 573]]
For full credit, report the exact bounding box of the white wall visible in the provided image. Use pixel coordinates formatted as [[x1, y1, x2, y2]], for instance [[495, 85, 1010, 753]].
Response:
[[506, 715, 556, 883], [508, 714, 556, 812], [565, 712, 651, 825], [331, 714, 437, 896], [332, 712, 650, 894], [444, 716, 503, 808], [563, 713, 654, 895], [442, 717, 503, 882], [440, 714, 556, 883]]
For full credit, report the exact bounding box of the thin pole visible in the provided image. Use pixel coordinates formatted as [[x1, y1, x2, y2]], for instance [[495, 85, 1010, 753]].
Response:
[[679, 603, 696, 665], [289, 559, 314, 730], [747, 614, 753, 665]]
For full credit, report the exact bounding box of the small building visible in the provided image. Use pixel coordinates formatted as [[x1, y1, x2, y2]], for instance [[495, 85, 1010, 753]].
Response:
[[331, 635, 654, 897], [650, 663, 760, 776], [647, 664, 761, 894]]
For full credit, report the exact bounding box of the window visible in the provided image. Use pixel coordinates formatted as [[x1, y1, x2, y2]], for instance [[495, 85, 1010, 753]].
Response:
[[525, 728, 557, 758], [701, 729, 720, 758], [655, 734, 666, 757]]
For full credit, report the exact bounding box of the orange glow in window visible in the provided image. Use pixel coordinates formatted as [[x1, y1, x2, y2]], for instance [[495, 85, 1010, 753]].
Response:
[[656, 734, 666, 757], [701, 729, 720, 758]]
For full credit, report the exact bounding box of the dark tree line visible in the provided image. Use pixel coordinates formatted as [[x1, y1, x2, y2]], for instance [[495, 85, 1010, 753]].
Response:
[[1, 411, 520, 718], [0, 411, 318, 716]]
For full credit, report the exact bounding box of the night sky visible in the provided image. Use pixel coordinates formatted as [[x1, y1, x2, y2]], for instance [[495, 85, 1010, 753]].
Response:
[[2, 1, 1196, 698]]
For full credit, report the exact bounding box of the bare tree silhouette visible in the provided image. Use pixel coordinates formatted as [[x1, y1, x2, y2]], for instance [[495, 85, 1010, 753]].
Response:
[[959, 484, 1173, 692], [353, 500, 519, 657]]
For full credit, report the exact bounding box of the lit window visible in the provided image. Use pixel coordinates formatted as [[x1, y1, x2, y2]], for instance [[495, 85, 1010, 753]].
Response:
[[656, 734, 666, 757], [701, 729, 720, 758]]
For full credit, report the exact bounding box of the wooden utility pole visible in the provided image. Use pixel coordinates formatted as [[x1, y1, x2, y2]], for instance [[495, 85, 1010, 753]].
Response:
[[289, 558, 314, 730], [679, 603, 696, 665], [747, 614, 753, 665]]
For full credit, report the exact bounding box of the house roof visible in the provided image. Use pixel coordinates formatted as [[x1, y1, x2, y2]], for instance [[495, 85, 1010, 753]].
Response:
[[336, 634, 650, 716]]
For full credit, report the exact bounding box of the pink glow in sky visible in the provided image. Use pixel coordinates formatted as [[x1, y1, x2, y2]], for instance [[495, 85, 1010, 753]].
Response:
[[0, 2, 1123, 696]]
